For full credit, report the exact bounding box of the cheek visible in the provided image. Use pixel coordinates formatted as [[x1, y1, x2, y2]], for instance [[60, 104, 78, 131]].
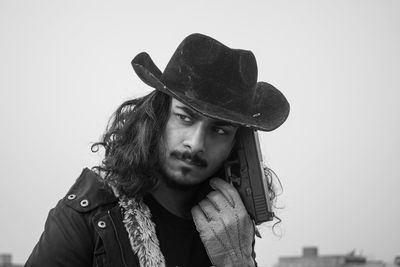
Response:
[[163, 126, 180, 151], [207, 141, 233, 166]]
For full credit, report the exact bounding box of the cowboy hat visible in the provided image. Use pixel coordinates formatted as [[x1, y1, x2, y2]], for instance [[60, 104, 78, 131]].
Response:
[[131, 33, 289, 131]]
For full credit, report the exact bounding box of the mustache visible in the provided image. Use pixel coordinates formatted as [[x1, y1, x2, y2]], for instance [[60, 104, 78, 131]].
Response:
[[171, 150, 208, 168]]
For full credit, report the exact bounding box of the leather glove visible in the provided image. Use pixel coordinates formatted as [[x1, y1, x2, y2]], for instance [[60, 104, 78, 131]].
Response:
[[191, 178, 255, 267]]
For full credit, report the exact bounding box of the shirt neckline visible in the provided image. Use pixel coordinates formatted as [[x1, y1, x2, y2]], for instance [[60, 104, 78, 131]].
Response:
[[143, 194, 195, 230]]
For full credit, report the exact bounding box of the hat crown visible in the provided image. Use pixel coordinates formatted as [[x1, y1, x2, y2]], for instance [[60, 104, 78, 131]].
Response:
[[160, 33, 258, 114]]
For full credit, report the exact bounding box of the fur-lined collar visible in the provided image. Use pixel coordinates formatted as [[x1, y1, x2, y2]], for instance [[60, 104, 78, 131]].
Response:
[[119, 196, 166, 267]]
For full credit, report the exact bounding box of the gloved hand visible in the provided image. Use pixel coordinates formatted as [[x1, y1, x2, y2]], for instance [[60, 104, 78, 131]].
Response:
[[191, 178, 255, 267]]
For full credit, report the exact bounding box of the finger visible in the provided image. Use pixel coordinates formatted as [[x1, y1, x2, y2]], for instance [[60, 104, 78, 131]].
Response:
[[209, 177, 242, 208], [197, 198, 220, 221], [191, 205, 209, 231], [206, 190, 231, 212]]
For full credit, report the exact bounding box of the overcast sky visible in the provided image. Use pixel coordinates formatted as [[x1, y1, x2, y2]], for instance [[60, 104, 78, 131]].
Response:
[[1, 1, 399, 266]]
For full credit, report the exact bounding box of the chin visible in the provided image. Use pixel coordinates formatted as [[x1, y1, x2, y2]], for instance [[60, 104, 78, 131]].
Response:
[[162, 166, 209, 190]]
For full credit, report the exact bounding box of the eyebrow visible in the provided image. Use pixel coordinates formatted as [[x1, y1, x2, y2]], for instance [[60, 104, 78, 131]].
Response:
[[175, 105, 199, 119], [175, 105, 237, 128]]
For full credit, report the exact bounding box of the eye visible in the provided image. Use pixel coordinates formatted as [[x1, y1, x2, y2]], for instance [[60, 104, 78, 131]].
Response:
[[214, 127, 228, 135], [176, 113, 192, 123]]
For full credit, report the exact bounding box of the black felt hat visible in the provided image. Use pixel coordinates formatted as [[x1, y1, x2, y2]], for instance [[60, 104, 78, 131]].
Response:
[[131, 33, 290, 131]]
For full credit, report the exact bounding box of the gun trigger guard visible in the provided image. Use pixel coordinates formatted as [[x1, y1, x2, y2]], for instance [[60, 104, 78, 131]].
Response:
[[224, 160, 242, 187], [230, 174, 241, 187]]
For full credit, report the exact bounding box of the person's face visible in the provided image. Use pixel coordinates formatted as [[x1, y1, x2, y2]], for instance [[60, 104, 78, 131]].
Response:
[[160, 98, 238, 188]]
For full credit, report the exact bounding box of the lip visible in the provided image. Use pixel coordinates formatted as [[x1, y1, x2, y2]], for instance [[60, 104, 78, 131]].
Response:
[[180, 158, 201, 167], [173, 156, 203, 168]]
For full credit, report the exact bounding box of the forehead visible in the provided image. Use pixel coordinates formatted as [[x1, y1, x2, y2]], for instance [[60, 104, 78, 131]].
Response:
[[171, 98, 237, 127]]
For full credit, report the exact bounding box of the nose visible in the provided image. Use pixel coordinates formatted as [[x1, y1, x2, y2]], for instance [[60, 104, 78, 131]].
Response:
[[183, 123, 206, 154]]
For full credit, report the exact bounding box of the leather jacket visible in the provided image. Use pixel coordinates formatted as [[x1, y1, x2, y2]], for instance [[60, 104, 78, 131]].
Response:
[[25, 168, 140, 267], [26, 168, 257, 267]]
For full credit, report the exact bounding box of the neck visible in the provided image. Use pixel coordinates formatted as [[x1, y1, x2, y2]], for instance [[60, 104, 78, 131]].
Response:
[[151, 180, 198, 219]]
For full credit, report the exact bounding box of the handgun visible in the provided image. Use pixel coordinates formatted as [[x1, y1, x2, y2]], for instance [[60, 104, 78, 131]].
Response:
[[224, 127, 274, 225]]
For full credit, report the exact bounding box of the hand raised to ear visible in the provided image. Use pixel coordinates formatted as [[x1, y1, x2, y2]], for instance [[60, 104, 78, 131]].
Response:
[[191, 178, 256, 267]]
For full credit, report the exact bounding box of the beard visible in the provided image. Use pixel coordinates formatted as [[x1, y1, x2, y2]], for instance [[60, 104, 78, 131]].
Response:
[[159, 165, 200, 191], [157, 146, 209, 191]]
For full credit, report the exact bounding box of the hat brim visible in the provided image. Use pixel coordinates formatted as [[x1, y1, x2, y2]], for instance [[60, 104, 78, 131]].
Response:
[[132, 52, 290, 131]]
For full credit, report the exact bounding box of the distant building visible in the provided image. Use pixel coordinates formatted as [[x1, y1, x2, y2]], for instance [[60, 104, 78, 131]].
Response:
[[395, 256, 400, 266], [0, 254, 23, 267], [275, 247, 385, 267]]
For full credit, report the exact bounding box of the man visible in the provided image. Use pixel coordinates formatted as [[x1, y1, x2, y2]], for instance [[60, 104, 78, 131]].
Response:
[[26, 33, 289, 267]]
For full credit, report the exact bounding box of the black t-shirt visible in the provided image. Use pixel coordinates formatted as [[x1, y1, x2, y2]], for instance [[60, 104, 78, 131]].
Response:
[[144, 195, 212, 267]]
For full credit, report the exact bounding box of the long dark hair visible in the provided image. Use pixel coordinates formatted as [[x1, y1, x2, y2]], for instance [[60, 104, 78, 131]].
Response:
[[92, 89, 283, 227], [91, 90, 171, 198]]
